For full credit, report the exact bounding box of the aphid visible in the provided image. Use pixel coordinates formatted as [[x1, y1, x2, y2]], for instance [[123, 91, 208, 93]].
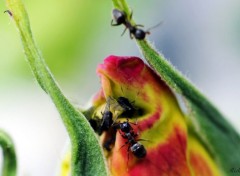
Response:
[[111, 9, 150, 40], [115, 120, 147, 158]]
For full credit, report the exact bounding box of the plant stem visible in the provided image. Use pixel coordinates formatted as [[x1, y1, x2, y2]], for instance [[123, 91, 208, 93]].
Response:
[[0, 130, 17, 176], [5, 0, 108, 175]]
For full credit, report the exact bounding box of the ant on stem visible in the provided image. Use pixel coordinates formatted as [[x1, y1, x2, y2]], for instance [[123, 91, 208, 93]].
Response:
[[111, 9, 150, 40]]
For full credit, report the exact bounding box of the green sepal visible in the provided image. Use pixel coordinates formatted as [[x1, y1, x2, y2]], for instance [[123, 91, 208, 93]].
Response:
[[5, 0, 109, 175]]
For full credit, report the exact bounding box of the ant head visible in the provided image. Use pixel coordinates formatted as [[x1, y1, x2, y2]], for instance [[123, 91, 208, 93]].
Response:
[[112, 9, 126, 25], [117, 97, 132, 111], [134, 29, 149, 40], [120, 121, 132, 133]]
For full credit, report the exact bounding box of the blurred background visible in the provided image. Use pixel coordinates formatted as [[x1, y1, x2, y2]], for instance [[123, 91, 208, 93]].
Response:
[[0, 0, 240, 175]]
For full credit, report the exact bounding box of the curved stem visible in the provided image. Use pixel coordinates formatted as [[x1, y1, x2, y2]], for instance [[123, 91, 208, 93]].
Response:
[[0, 130, 17, 176]]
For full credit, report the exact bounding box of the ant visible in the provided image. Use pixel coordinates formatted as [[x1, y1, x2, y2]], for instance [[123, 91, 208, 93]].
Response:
[[107, 95, 137, 118], [114, 120, 147, 159], [92, 98, 117, 151], [99, 109, 117, 151], [88, 97, 114, 135], [98, 98, 114, 135], [117, 96, 136, 117], [111, 9, 150, 40]]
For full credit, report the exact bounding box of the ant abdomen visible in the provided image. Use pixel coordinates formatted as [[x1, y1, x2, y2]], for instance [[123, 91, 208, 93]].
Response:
[[134, 29, 147, 40], [131, 142, 147, 158]]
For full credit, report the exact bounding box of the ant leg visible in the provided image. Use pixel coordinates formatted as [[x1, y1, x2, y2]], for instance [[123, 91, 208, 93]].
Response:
[[117, 128, 128, 139], [103, 135, 116, 151], [137, 138, 152, 143], [135, 24, 144, 28], [126, 145, 131, 171], [4, 10, 12, 17], [112, 114, 120, 124], [146, 21, 163, 32], [129, 32, 134, 39], [120, 86, 124, 96], [111, 121, 120, 129], [119, 141, 129, 150], [130, 90, 140, 107], [129, 9, 133, 20], [121, 27, 128, 36], [146, 31, 151, 35], [129, 119, 138, 126], [111, 19, 120, 26]]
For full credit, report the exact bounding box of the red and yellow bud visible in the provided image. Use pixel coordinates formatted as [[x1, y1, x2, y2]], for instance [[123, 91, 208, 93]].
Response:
[[93, 55, 222, 176], [60, 55, 222, 176]]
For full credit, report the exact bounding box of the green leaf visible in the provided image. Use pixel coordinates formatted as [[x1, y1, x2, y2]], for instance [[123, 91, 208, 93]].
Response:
[[0, 130, 17, 176], [5, 0, 108, 175], [111, 0, 240, 174]]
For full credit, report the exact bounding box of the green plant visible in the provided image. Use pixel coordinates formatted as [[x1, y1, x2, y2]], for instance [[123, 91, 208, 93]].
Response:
[[1, 0, 240, 175]]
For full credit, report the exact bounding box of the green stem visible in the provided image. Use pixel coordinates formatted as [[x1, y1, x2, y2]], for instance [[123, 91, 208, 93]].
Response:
[[6, 0, 108, 175], [0, 130, 17, 176]]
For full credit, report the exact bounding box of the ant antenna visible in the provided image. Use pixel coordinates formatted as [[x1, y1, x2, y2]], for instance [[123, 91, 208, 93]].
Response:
[[4, 10, 12, 17], [135, 24, 144, 28], [118, 141, 131, 171], [106, 97, 111, 110], [121, 27, 128, 36], [120, 86, 125, 96], [137, 138, 152, 143], [146, 21, 163, 33], [129, 9, 133, 20]]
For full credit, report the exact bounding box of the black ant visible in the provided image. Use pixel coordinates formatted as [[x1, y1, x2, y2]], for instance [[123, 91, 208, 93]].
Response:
[[114, 120, 147, 159], [117, 96, 136, 117], [87, 98, 114, 134], [111, 9, 150, 40], [98, 98, 114, 135], [99, 107, 117, 151], [88, 109, 113, 136]]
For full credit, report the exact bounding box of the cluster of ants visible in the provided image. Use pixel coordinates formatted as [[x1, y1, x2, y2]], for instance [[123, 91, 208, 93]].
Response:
[[88, 9, 156, 160], [89, 96, 147, 160]]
